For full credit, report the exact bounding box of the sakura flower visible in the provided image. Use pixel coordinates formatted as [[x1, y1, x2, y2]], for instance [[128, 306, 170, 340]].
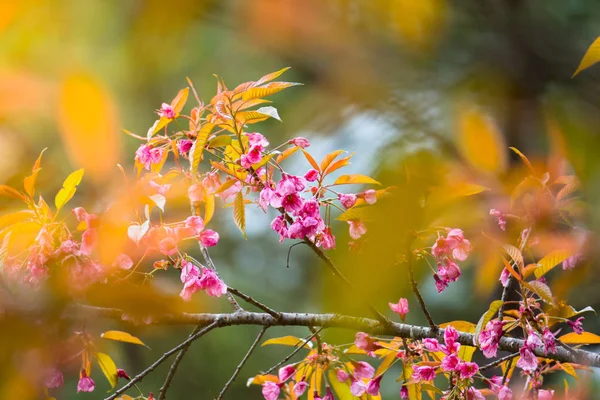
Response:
[[447, 229, 471, 261], [259, 187, 274, 211], [354, 332, 380, 355], [217, 180, 242, 203], [188, 183, 205, 203], [113, 254, 133, 270], [198, 267, 227, 297], [363, 189, 377, 205], [278, 364, 296, 382], [442, 326, 460, 354], [567, 316, 585, 334], [434, 274, 449, 293], [117, 369, 131, 380], [400, 386, 409, 399], [294, 380, 309, 396], [432, 236, 456, 258], [516, 345, 538, 373], [490, 209, 507, 231], [542, 328, 556, 354], [80, 228, 98, 255], [323, 387, 334, 400], [366, 375, 382, 395], [77, 370, 95, 392], [350, 379, 367, 396], [441, 353, 460, 371], [44, 368, 63, 388], [336, 369, 349, 383], [389, 297, 409, 321], [179, 261, 202, 301], [135, 144, 164, 170], [185, 216, 205, 235], [348, 220, 367, 240], [538, 389, 554, 400], [456, 361, 479, 379], [290, 137, 310, 148], [199, 229, 219, 247], [247, 132, 269, 148], [497, 386, 513, 400], [499, 267, 511, 287], [353, 361, 375, 379], [149, 180, 171, 195], [177, 139, 193, 155], [304, 169, 319, 182], [270, 215, 288, 242], [158, 103, 176, 119], [318, 228, 336, 250], [563, 253, 581, 270], [240, 145, 263, 168], [466, 387, 485, 400], [276, 174, 306, 196], [478, 320, 504, 358], [262, 381, 281, 400], [411, 365, 436, 382], [159, 235, 178, 256], [338, 193, 357, 209], [202, 172, 222, 194], [423, 338, 441, 352]]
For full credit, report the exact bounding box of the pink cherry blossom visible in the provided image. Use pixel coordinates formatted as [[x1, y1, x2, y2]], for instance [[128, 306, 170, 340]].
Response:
[[516, 345, 538, 372], [400, 385, 409, 399], [304, 169, 319, 182], [542, 328, 556, 354], [456, 361, 479, 379], [77, 370, 95, 392], [490, 209, 507, 231], [182, 216, 204, 235], [318, 228, 336, 250], [348, 220, 367, 240], [366, 375, 382, 395], [247, 132, 269, 148], [339, 193, 357, 209], [177, 139, 193, 155], [290, 137, 310, 148], [389, 298, 409, 320], [262, 381, 281, 400], [135, 144, 164, 170], [353, 361, 375, 379], [259, 187, 274, 211], [447, 229, 471, 261], [567, 316, 584, 334], [158, 103, 176, 119], [363, 189, 377, 205], [336, 369, 349, 382], [441, 353, 460, 371], [563, 253, 581, 270], [217, 180, 242, 203], [466, 387, 485, 400], [198, 267, 227, 297], [500, 267, 511, 287], [432, 236, 456, 258], [423, 338, 441, 352], [538, 389, 554, 400], [270, 215, 288, 242], [113, 254, 133, 270], [497, 386, 513, 400], [202, 172, 221, 194], [241, 145, 263, 168], [80, 228, 98, 255], [117, 369, 131, 380], [350, 379, 367, 396], [278, 364, 296, 382], [478, 320, 504, 358], [188, 184, 205, 203], [411, 365, 436, 382], [354, 332, 380, 354], [294, 380, 309, 396], [45, 368, 63, 388], [199, 229, 219, 247], [323, 387, 334, 400]]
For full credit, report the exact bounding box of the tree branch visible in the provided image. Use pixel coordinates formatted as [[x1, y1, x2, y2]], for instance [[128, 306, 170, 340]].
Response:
[[78, 306, 600, 368], [216, 327, 268, 400], [407, 252, 437, 331], [227, 287, 281, 319]]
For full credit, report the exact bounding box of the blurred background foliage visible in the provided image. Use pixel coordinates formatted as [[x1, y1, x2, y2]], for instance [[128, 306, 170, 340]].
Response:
[[2, 0, 600, 398]]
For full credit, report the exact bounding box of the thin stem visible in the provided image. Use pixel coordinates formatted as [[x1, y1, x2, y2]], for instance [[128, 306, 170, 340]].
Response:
[[479, 352, 519, 371], [106, 321, 219, 400], [216, 327, 268, 400], [227, 287, 281, 319], [407, 252, 437, 331], [498, 225, 531, 320]]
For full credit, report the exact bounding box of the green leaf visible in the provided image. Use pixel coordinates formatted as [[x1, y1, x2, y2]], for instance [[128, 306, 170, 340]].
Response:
[[101, 330, 147, 347], [474, 300, 503, 345], [233, 191, 246, 239], [534, 250, 572, 279], [96, 352, 118, 389]]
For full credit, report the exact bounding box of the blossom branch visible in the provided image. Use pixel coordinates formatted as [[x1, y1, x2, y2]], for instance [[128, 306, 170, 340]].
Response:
[[79, 306, 600, 368], [406, 251, 437, 331], [216, 327, 268, 400], [227, 287, 281, 319]]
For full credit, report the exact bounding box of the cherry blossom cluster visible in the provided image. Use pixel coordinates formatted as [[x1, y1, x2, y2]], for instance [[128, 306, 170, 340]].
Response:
[[429, 228, 471, 292]]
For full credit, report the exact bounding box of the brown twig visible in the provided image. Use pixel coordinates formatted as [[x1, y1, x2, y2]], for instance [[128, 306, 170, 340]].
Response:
[[216, 327, 268, 400], [227, 287, 281, 319]]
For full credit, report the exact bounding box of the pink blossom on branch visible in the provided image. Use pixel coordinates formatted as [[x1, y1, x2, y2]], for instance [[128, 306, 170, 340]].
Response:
[[389, 297, 409, 321]]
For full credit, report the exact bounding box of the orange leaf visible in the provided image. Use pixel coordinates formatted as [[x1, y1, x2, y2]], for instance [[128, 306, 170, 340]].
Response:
[[101, 330, 147, 347], [276, 146, 300, 164], [333, 174, 381, 186], [0, 185, 26, 202], [302, 150, 320, 171], [261, 335, 312, 349], [323, 153, 353, 175], [170, 87, 189, 114], [320, 150, 345, 172], [559, 332, 600, 345]]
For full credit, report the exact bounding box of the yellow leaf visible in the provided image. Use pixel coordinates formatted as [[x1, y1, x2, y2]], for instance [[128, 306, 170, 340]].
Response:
[[320, 150, 345, 172], [101, 330, 147, 347], [503, 244, 524, 270], [0, 185, 26, 202], [474, 300, 503, 345], [233, 191, 246, 239], [54, 168, 85, 211], [559, 363, 579, 379], [573, 37, 600, 77], [171, 87, 189, 114], [204, 195, 215, 224], [246, 374, 279, 387], [523, 280, 556, 308], [439, 320, 476, 333], [375, 351, 397, 376], [241, 82, 300, 102], [58, 73, 120, 181], [509, 147, 534, 171], [189, 123, 214, 172], [559, 332, 600, 345], [96, 352, 118, 389], [261, 335, 312, 349], [455, 104, 507, 174], [402, 364, 421, 400], [23, 148, 47, 198], [327, 370, 354, 400], [534, 250, 572, 279]]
